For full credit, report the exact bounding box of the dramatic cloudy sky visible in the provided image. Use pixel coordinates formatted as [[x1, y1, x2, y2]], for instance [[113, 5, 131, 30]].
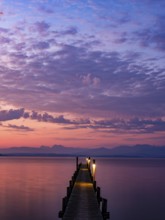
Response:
[[0, 0, 165, 148]]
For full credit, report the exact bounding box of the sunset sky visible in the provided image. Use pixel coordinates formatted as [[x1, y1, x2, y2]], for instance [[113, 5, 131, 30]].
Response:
[[0, 0, 165, 148]]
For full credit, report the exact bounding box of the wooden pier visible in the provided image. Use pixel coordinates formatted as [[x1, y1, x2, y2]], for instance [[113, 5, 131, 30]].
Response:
[[59, 158, 110, 220]]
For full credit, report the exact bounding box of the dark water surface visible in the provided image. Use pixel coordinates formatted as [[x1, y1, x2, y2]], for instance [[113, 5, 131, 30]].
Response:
[[0, 157, 165, 220], [96, 158, 165, 220]]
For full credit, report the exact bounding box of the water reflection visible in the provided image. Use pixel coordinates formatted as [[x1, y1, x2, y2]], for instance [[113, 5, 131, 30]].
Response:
[[0, 157, 165, 220], [96, 158, 165, 220], [0, 157, 75, 220]]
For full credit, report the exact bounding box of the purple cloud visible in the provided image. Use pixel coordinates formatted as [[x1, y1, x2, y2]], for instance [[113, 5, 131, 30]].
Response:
[[37, 5, 54, 14], [33, 41, 50, 49], [0, 0, 164, 132], [61, 26, 78, 35], [63, 118, 165, 134], [0, 108, 90, 125], [0, 27, 9, 33], [0, 41, 164, 118], [31, 21, 50, 34], [132, 15, 165, 51], [30, 111, 90, 125], [7, 124, 34, 132], [93, 118, 165, 133], [0, 109, 25, 121], [0, 107, 165, 135], [0, 36, 11, 44]]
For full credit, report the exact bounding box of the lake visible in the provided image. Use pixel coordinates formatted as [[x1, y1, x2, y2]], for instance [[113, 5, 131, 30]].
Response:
[[0, 157, 165, 220]]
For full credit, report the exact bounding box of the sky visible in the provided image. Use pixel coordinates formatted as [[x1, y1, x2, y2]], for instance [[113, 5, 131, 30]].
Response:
[[0, 0, 165, 148]]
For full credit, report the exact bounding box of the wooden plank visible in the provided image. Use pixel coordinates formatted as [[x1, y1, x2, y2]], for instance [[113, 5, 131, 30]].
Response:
[[62, 164, 103, 220]]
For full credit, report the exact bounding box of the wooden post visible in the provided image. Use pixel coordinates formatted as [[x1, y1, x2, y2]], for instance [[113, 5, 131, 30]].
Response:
[[62, 197, 68, 213], [88, 157, 91, 169], [102, 198, 110, 219], [92, 159, 96, 181], [69, 180, 73, 188], [93, 180, 97, 191], [76, 156, 78, 170], [67, 186, 71, 198], [96, 186, 101, 204], [86, 157, 88, 168]]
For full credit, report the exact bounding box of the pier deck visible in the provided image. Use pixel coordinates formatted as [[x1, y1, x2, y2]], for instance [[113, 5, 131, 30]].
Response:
[[62, 164, 103, 220]]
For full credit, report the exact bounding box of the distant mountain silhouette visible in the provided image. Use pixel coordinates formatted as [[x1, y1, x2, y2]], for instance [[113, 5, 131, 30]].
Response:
[[0, 144, 165, 157]]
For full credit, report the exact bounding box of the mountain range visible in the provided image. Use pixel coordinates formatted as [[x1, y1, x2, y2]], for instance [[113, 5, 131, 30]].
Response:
[[0, 144, 165, 158]]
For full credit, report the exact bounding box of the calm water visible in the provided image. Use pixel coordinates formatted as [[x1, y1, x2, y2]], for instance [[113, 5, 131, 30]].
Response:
[[0, 157, 165, 220]]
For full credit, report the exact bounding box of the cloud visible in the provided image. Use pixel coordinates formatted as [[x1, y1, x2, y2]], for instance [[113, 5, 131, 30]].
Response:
[[81, 73, 100, 87], [33, 41, 50, 49], [61, 26, 78, 35], [0, 108, 25, 121], [0, 27, 9, 33], [132, 15, 165, 51], [37, 5, 54, 14], [0, 107, 165, 135], [0, 108, 90, 126], [30, 111, 90, 125], [0, 36, 11, 44], [63, 118, 165, 134], [30, 111, 74, 124], [0, 40, 165, 118], [93, 118, 165, 133], [7, 124, 34, 132], [30, 21, 50, 34], [113, 32, 128, 44], [0, 2, 164, 121], [133, 28, 165, 51]]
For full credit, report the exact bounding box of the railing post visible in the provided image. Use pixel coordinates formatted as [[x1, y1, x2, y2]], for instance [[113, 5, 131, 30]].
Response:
[[96, 186, 102, 204], [62, 197, 68, 212], [76, 156, 78, 170], [87, 157, 91, 169], [69, 180, 73, 188], [59, 196, 68, 218], [92, 159, 96, 181], [93, 180, 97, 191], [102, 198, 110, 219], [67, 186, 71, 198]]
